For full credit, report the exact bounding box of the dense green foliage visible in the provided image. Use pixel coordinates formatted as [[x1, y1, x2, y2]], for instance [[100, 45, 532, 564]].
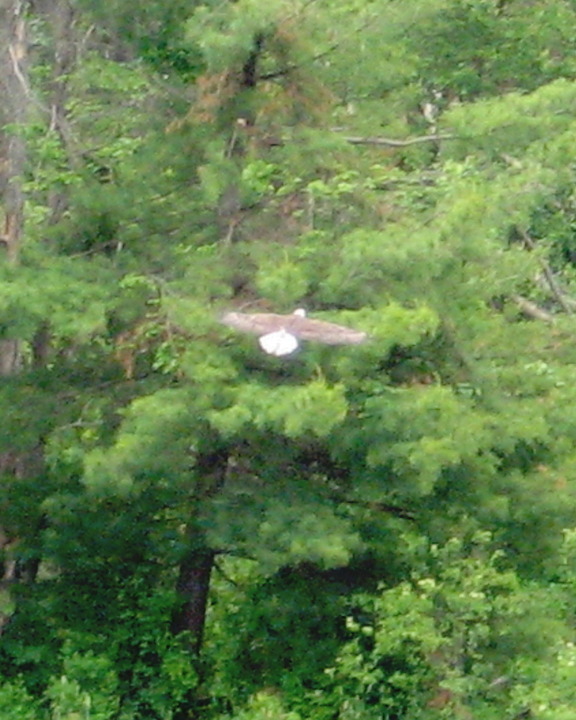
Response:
[[3, 0, 576, 717]]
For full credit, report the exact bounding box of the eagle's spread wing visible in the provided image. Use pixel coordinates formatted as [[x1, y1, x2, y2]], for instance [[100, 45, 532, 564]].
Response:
[[221, 312, 291, 337], [287, 316, 367, 345], [221, 311, 367, 346]]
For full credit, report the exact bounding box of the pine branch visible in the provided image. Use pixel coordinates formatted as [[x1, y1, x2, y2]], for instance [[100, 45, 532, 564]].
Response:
[[259, 39, 341, 80], [259, 13, 378, 81]]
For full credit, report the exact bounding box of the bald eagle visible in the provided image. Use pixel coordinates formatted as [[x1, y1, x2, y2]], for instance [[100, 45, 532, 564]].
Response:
[[221, 308, 367, 356]]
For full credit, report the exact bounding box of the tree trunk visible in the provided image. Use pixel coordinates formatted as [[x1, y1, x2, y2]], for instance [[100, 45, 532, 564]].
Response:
[[46, 0, 78, 225], [170, 451, 229, 653], [0, 1, 43, 625], [0, 0, 28, 374], [0, 0, 28, 266], [0, 0, 28, 435], [170, 543, 217, 720], [171, 541, 216, 655]]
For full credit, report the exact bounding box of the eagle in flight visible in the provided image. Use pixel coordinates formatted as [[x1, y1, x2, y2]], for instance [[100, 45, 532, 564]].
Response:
[[221, 308, 367, 356]]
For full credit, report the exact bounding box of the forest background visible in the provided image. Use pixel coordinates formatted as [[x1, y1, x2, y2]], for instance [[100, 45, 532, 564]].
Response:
[[3, 0, 576, 718]]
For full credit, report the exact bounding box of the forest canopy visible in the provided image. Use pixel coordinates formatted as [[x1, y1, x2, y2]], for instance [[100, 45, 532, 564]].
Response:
[[2, 0, 576, 718]]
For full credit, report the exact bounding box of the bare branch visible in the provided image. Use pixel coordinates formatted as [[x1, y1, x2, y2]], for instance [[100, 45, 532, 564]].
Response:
[[342, 133, 455, 148], [517, 227, 574, 314], [513, 295, 554, 323], [213, 559, 241, 587], [329, 495, 416, 521], [7, 43, 30, 98]]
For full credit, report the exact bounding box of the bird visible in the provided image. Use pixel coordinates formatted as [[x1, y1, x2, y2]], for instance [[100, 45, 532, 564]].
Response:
[[221, 308, 367, 356]]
